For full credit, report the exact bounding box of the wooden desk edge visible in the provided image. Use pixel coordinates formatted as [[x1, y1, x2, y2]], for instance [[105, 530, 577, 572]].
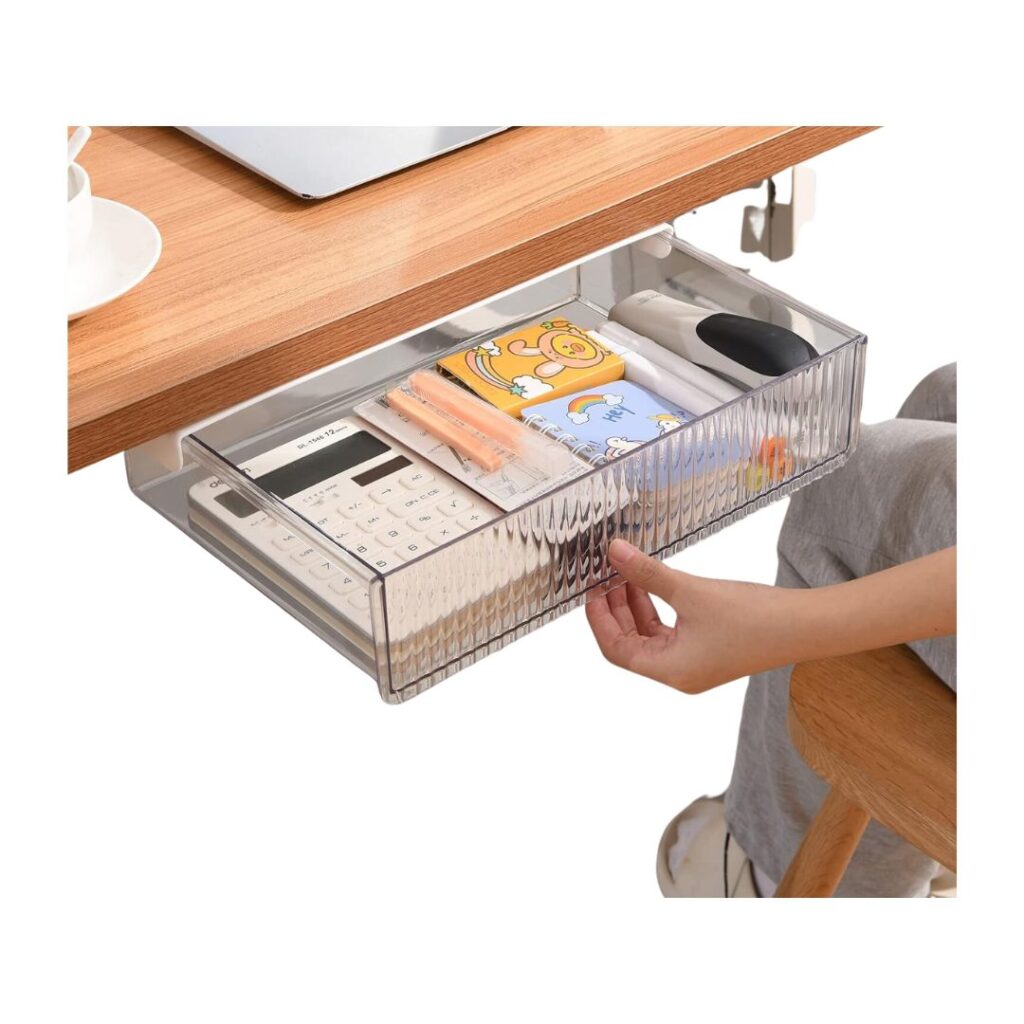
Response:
[[68, 125, 874, 472]]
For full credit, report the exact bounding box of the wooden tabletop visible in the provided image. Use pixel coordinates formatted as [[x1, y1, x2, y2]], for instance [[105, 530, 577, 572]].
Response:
[[67, 126, 872, 471]]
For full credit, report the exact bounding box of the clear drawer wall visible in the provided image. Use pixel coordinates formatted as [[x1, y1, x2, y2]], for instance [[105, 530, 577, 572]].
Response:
[[127, 233, 866, 702]]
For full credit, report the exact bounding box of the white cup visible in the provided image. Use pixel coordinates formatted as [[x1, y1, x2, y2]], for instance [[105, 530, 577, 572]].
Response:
[[68, 162, 93, 264]]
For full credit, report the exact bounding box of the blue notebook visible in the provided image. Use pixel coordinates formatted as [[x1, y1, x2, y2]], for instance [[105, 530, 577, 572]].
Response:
[[521, 381, 695, 464]]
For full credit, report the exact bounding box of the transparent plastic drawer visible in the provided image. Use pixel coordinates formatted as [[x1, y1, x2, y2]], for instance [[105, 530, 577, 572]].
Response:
[[126, 231, 866, 702]]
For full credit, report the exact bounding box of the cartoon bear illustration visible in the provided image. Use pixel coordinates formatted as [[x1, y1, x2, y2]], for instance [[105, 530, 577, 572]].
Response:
[[650, 413, 686, 434], [605, 436, 646, 459], [505, 320, 608, 379]]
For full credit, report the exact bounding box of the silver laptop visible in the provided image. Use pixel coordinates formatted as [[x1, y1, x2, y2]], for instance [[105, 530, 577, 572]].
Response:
[[181, 126, 506, 199]]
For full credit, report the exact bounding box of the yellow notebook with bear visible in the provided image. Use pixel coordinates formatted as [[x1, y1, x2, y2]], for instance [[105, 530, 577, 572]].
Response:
[[437, 319, 625, 417]]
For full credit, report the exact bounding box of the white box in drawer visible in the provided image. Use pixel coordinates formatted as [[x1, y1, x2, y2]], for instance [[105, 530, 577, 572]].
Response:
[[127, 232, 867, 702]]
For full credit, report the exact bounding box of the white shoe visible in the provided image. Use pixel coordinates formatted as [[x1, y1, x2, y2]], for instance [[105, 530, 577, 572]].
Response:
[[656, 796, 764, 897], [930, 867, 957, 898]]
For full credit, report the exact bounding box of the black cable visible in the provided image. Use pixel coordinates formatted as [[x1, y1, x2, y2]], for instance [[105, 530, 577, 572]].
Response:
[[723, 831, 731, 898]]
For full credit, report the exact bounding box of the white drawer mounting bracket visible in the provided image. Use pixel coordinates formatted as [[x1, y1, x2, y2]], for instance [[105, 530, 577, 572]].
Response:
[[741, 164, 816, 262]]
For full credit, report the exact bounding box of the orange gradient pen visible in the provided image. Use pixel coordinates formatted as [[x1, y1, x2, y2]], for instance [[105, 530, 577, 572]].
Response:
[[409, 370, 523, 450], [409, 369, 576, 473], [386, 389, 503, 472]]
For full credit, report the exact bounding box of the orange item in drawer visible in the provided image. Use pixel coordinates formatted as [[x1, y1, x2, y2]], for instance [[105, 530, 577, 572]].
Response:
[[437, 319, 624, 417]]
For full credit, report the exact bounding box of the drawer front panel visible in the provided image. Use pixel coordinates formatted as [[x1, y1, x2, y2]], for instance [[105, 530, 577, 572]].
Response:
[[378, 339, 863, 699]]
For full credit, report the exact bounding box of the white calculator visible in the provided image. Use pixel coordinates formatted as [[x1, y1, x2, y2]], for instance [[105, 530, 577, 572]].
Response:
[[188, 416, 499, 639]]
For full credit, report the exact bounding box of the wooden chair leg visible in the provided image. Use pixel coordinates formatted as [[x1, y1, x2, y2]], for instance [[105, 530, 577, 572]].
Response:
[[775, 788, 871, 898]]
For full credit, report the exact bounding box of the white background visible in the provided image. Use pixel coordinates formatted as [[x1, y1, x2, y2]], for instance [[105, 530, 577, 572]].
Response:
[[4, 10, 1020, 1017]]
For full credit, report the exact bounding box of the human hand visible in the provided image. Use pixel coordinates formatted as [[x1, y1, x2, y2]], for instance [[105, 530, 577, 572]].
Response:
[[584, 538, 794, 694], [585, 540, 956, 694]]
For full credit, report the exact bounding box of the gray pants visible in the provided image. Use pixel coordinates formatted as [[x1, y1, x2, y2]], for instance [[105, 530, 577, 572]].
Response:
[[724, 364, 957, 897]]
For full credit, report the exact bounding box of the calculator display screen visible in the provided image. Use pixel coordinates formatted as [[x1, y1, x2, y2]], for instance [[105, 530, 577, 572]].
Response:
[[351, 455, 412, 487], [214, 430, 392, 518]]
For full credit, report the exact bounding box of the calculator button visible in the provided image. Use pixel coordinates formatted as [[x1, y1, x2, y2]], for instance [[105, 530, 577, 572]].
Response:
[[348, 590, 370, 611], [356, 512, 389, 532], [368, 553, 402, 572], [271, 532, 299, 550], [400, 469, 434, 490], [408, 511, 439, 532], [427, 524, 465, 545], [420, 484, 453, 503], [338, 499, 370, 519], [397, 538, 429, 560], [329, 574, 359, 595], [387, 499, 419, 518], [456, 510, 489, 531], [349, 541, 377, 559], [310, 561, 342, 580], [369, 483, 402, 504], [375, 528, 408, 547], [436, 496, 472, 517], [291, 547, 321, 566]]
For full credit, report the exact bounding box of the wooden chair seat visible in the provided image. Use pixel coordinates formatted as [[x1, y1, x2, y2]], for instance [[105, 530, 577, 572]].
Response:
[[775, 645, 956, 898]]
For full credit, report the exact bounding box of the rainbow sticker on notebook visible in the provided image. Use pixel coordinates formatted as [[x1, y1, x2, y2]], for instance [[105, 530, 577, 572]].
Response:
[[522, 381, 695, 462]]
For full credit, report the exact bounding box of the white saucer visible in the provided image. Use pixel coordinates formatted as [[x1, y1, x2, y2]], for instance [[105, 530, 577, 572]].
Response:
[[68, 197, 162, 320]]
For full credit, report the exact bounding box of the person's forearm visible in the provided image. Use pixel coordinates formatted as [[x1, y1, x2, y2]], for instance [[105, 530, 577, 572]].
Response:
[[763, 547, 956, 668]]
